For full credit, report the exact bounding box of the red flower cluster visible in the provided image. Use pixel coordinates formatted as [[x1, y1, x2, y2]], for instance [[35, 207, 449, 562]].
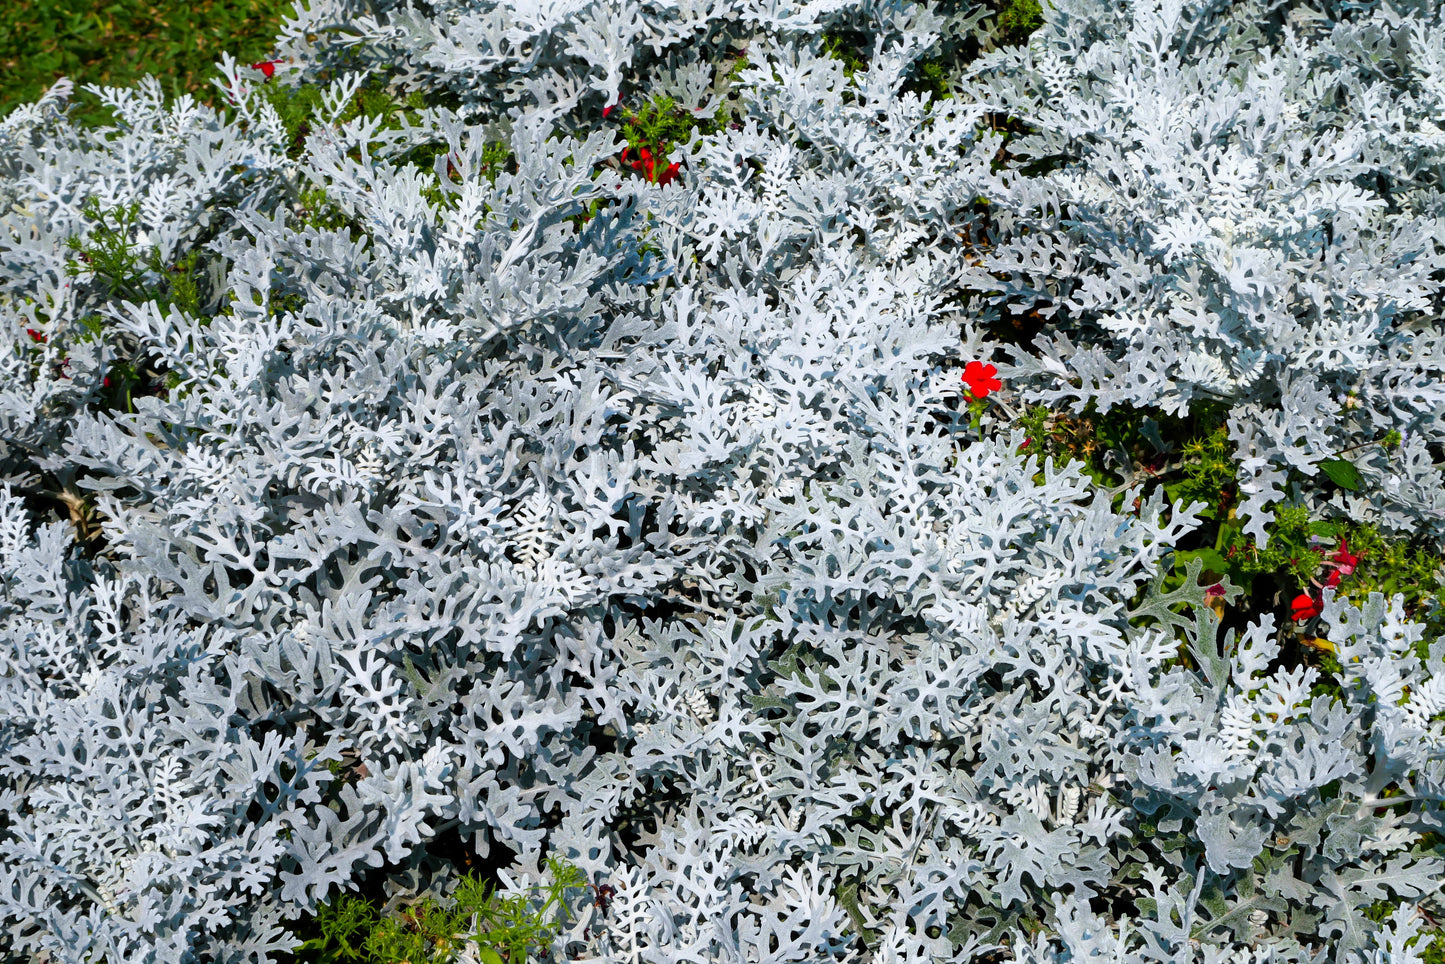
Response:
[[620, 146, 681, 185], [961, 361, 1001, 399], [1321, 539, 1360, 589], [1291, 538, 1364, 622]]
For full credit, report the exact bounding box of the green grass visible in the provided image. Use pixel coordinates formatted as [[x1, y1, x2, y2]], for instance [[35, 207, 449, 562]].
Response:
[[278, 857, 596, 964], [0, 0, 296, 129]]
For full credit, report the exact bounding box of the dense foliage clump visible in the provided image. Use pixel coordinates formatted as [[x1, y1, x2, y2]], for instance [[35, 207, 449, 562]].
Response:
[[4, 1, 1445, 963]]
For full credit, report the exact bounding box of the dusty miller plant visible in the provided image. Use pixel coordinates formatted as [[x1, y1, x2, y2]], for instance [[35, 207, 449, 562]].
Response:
[[2, 0, 1445, 963], [954, 0, 1445, 546]]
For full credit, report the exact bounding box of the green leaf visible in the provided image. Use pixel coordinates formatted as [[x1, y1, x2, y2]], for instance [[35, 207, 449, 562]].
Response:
[[1178, 547, 1230, 576], [1319, 458, 1362, 491], [478, 948, 505, 964]]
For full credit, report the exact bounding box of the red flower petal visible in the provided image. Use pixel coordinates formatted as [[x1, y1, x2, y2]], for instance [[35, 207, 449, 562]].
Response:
[[1290, 593, 1322, 621], [25, 328, 46, 343], [960, 360, 1002, 399], [1330, 539, 1360, 575], [251, 60, 278, 79]]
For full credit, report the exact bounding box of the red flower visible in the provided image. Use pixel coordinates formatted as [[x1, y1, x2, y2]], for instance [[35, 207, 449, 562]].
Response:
[[1323, 569, 1342, 589], [103, 376, 111, 388], [1330, 540, 1360, 576], [604, 97, 622, 119], [25, 328, 46, 343], [1291, 593, 1322, 621], [251, 60, 280, 79], [960, 361, 1002, 399], [621, 145, 659, 177], [656, 162, 681, 185], [1205, 583, 1226, 599]]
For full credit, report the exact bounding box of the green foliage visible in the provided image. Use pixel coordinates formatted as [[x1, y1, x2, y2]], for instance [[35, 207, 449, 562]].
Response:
[[281, 857, 593, 964], [1327, 523, 1445, 633], [256, 82, 328, 155], [1318, 457, 1363, 491], [607, 92, 720, 185], [1162, 424, 1235, 524], [1012, 398, 1214, 514], [833, 878, 877, 946], [898, 0, 1046, 107], [908, 56, 955, 104], [9, 192, 220, 551], [476, 140, 515, 186], [1010, 396, 1445, 626], [407, 138, 514, 215], [293, 185, 355, 233], [618, 94, 718, 154], [252, 77, 430, 161], [563, 197, 609, 236], [995, 0, 1044, 46], [1010, 398, 1445, 707], [721, 50, 751, 85], [1165, 445, 1445, 633], [64, 196, 203, 316], [61, 195, 209, 413], [0, 0, 297, 129], [818, 28, 871, 84]]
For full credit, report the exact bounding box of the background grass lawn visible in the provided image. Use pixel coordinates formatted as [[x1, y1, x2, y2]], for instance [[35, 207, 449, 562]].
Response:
[[0, 0, 295, 128]]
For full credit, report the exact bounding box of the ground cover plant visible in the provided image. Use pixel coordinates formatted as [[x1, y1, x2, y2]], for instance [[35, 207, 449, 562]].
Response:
[[5, 0, 1445, 962]]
